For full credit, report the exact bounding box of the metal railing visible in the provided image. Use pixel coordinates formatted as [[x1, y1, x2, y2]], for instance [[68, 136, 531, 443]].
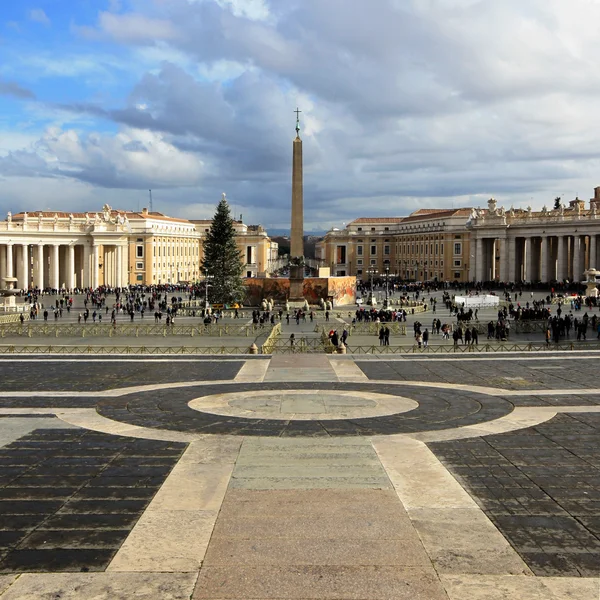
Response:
[[0, 340, 597, 355], [0, 345, 253, 355], [0, 323, 277, 338], [260, 323, 282, 354], [513, 320, 550, 334], [0, 313, 30, 325], [347, 323, 408, 335]]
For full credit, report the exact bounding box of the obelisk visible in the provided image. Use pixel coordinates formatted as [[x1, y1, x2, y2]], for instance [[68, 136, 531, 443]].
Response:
[[289, 108, 305, 301], [291, 108, 304, 259]]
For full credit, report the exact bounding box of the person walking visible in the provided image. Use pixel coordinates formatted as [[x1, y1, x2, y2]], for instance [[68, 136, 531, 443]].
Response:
[[423, 328, 429, 348]]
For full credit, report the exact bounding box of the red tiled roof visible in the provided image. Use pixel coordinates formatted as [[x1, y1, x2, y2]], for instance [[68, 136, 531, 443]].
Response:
[[401, 208, 471, 224], [349, 217, 405, 225]]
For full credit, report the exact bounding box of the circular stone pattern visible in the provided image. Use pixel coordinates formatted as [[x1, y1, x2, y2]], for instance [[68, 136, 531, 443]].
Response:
[[188, 389, 419, 421], [95, 381, 515, 437]]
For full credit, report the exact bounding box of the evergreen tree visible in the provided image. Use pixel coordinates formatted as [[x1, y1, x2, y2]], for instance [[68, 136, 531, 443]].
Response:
[[201, 194, 245, 304], [554, 196, 562, 210]]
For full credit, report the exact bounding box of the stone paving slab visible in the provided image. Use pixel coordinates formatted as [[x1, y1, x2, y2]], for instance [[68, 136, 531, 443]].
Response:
[[193, 565, 448, 600], [0, 572, 197, 600]]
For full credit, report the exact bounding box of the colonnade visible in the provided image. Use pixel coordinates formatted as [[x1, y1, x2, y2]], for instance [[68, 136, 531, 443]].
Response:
[[474, 234, 599, 283], [0, 242, 128, 290]]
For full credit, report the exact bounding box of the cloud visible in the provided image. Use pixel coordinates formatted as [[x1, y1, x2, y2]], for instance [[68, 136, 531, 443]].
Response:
[[7, 0, 600, 230], [28, 8, 50, 26], [0, 79, 35, 99], [0, 126, 204, 189]]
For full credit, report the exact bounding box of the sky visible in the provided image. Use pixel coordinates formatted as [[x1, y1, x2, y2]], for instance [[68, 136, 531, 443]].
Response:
[[2, 0, 600, 231]]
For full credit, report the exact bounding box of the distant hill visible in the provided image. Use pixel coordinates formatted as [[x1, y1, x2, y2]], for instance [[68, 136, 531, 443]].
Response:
[[267, 228, 326, 236], [272, 234, 323, 259]]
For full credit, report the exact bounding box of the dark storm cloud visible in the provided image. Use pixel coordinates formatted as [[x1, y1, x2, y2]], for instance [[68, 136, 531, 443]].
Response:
[[0, 79, 35, 99]]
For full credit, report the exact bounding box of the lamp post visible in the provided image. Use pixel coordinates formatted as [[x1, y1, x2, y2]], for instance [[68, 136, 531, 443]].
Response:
[[384, 265, 390, 308], [204, 269, 212, 312], [366, 267, 378, 305]]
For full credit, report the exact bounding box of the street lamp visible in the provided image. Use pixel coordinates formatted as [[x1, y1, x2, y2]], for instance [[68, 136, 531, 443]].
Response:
[[384, 265, 390, 308], [366, 267, 378, 305], [204, 269, 213, 311]]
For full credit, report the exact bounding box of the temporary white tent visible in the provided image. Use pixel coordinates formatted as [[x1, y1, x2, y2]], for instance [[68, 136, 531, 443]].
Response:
[[454, 295, 500, 308]]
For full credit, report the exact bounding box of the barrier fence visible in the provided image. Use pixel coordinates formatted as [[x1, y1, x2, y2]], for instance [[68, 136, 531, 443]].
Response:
[[0, 323, 277, 338], [0, 340, 597, 355]]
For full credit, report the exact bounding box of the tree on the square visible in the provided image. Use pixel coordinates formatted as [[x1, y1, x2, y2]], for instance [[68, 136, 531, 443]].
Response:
[[201, 194, 245, 304]]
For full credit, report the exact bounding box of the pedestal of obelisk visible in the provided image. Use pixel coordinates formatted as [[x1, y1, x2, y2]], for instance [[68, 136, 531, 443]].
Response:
[[289, 113, 305, 302]]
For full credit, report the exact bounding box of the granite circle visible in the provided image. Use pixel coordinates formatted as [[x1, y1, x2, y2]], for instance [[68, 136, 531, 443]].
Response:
[[187, 389, 419, 421], [95, 381, 516, 437]]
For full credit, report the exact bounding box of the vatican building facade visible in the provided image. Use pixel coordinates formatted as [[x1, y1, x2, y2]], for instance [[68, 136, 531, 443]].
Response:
[[0, 203, 278, 289], [317, 188, 600, 284]]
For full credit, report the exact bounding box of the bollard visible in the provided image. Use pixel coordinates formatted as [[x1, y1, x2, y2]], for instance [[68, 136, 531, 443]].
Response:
[[249, 343, 258, 354], [337, 344, 347, 354]]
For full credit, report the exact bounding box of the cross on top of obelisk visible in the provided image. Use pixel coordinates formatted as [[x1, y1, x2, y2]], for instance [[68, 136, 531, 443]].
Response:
[[294, 107, 301, 137]]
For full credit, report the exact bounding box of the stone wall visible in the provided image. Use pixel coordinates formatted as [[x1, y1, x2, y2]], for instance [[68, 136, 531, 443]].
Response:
[[243, 276, 356, 306]]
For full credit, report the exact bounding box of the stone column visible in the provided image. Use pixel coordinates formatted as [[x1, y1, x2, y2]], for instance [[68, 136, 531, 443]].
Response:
[[475, 237, 484, 282], [35, 244, 44, 290], [507, 237, 516, 282], [92, 244, 99, 290], [540, 236, 548, 283], [524, 237, 532, 282], [116, 245, 122, 289], [6, 243, 14, 285], [573, 235, 582, 283], [19, 244, 29, 290], [51, 244, 60, 290], [590, 234, 598, 269], [0, 245, 5, 286], [83, 244, 90, 289], [556, 236, 566, 281], [67, 245, 75, 291]]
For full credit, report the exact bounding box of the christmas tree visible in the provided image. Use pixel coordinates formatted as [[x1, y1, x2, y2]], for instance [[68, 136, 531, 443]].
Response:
[[201, 194, 245, 304]]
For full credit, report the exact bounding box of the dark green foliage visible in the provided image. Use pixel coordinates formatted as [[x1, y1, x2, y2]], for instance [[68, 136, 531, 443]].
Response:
[[554, 196, 562, 210], [201, 196, 245, 304]]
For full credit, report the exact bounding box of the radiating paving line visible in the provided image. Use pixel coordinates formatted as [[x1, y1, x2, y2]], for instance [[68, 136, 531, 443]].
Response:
[[328, 357, 369, 381], [233, 359, 270, 382], [107, 437, 241, 573], [373, 435, 532, 577]]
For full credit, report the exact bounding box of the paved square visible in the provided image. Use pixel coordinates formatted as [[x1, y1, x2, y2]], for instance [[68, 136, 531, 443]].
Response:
[[0, 353, 599, 598]]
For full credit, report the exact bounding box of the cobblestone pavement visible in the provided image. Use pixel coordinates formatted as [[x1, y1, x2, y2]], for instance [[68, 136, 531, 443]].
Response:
[[0, 353, 599, 598]]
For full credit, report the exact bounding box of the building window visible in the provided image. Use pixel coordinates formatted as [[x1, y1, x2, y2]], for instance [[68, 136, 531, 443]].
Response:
[[370, 259, 376, 265], [136, 275, 143, 281], [336, 246, 346, 265], [357, 245, 363, 256], [454, 272, 461, 279], [357, 227, 362, 231], [247, 271, 252, 278], [384, 227, 389, 231], [136, 262, 144, 269], [440, 245, 444, 255], [136, 238, 143, 242], [454, 242, 462, 255], [454, 260, 461, 267], [371, 227, 375, 231], [136, 246, 143, 258], [435, 244, 438, 254], [371, 245, 377, 255], [357, 269, 363, 276], [357, 259, 363, 265], [384, 245, 390, 255], [455, 235, 461, 239]]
